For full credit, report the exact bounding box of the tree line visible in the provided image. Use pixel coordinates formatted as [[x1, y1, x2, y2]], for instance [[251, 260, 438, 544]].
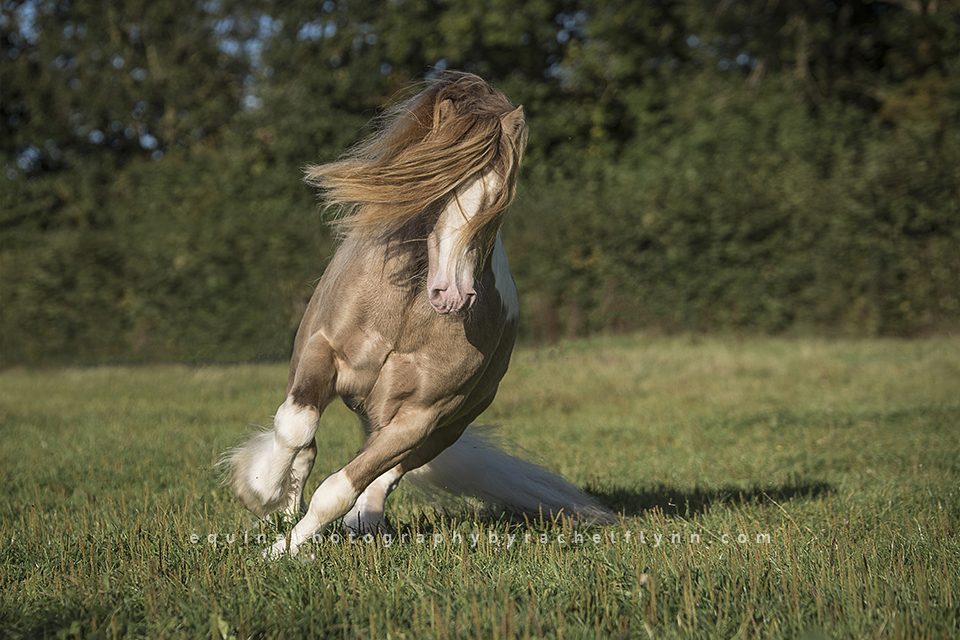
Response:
[[2, 0, 958, 365]]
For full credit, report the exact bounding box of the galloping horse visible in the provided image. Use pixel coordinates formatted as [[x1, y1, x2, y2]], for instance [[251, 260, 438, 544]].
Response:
[[223, 72, 611, 557]]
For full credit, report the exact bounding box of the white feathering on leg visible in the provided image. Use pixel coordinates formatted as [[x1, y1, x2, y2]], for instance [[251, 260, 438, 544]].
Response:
[[221, 396, 319, 518]]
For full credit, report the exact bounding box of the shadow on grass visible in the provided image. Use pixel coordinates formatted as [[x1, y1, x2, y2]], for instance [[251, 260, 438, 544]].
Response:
[[389, 479, 833, 534], [588, 479, 834, 518]]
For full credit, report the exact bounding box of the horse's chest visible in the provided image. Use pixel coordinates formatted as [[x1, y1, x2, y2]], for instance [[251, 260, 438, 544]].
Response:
[[323, 243, 518, 427], [332, 328, 395, 401], [332, 319, 500, 426]]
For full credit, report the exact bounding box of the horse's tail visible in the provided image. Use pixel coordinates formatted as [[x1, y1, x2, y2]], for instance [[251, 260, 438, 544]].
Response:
[[406, 427, 616, 523]]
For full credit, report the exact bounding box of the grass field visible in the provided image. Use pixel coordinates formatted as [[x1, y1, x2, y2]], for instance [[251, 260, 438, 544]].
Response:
[[1, 334, 958, 638]]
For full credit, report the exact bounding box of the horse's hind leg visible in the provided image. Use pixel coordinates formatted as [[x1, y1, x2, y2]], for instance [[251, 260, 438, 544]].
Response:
[[342, 466, 402, 534], [342, 420, 470, 533], [224, 335, 335, 518]]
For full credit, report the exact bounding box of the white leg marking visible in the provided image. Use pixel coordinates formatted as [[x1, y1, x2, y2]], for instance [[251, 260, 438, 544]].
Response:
[[273, 396, 319, 449], [267, 469, 359, 558], [246, 397, 318, 506], [343, 467, 403, 534], [228, 396, 319, 517]]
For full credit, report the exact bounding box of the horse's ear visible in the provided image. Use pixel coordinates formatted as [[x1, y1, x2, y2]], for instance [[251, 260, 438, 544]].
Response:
[[500, 105, 525, 140], [435, 99, 456, 127]]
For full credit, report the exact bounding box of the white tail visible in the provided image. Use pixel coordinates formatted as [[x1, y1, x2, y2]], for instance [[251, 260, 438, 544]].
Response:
[[406, 428, 615, 523]]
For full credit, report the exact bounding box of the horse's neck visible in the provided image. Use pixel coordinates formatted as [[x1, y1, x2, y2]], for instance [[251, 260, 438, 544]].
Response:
[[338, 233, 424, 280], [335, 230, 515, 319]]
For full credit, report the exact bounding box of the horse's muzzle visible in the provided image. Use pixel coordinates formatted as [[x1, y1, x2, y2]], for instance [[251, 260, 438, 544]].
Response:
[[429, 283, 477, 314]]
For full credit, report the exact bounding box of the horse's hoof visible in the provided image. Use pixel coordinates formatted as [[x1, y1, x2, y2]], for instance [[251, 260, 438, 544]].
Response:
[[343, 514, 396, 537], [263, 540, 293, 559]]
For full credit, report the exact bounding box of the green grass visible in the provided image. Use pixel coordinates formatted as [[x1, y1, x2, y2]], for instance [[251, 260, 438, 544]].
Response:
[[1, 334, 958, 638]]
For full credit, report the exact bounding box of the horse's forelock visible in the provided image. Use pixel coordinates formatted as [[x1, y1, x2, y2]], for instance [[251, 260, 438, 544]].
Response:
[[304, 72, 525, 247]]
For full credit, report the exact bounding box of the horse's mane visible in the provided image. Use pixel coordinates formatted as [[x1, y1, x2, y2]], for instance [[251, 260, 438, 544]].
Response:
[[304, 72, 527, 258]]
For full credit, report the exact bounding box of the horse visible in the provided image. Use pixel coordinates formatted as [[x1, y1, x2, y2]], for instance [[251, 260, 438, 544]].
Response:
[[222, 72, 612, 558]]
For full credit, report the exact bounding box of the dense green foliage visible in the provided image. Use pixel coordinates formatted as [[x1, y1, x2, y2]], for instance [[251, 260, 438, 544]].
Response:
[[2, 335, 959, 637], [2, 1, 959, 364]]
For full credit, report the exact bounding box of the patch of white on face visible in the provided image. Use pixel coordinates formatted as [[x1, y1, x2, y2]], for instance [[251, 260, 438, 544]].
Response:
[[491, 233, 519, 322], [434, 171, 491, 278], [427, 169, 502, 313]]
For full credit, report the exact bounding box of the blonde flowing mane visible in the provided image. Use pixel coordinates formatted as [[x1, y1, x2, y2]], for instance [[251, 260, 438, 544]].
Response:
[[304, 72, 527, 257]]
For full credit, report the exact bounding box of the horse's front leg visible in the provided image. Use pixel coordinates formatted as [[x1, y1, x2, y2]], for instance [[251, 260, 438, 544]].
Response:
[[223, 334, 335, 518], [268, 406, 439, 557], [280, 439, 317, 521]]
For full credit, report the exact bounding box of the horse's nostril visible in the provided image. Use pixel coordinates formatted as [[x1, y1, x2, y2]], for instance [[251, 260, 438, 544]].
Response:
[[428, 285, 450, 313], [464, 291, 477, 308]]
